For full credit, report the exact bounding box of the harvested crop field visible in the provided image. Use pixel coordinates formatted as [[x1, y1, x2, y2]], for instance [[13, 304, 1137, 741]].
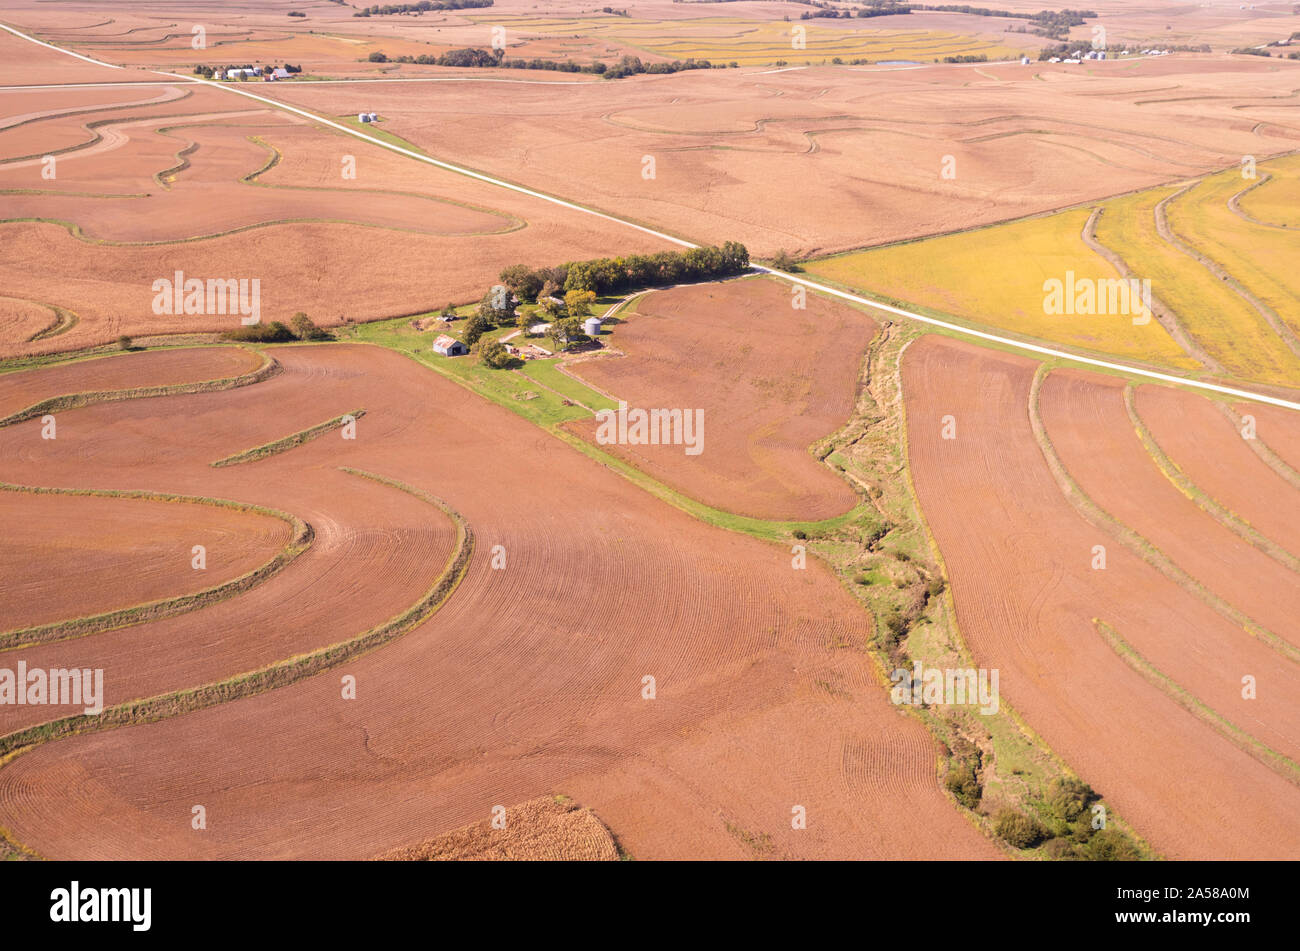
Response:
[[262, 55, 1300, 258], [0, 345, 461, 735], [0, 346, 263, 418], [564, 276, 874, 521], [0, 77, 675, 356], [0, 342, 998, 860], [1133, 384, 1300, 557], [379, 797, 618, 861], [1039, 370, 1300, 649], [902, 334, 1300, 858], [0, 491, 291, 632]]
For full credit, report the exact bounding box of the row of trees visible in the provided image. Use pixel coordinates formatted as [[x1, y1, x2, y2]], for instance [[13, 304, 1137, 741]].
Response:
[[367, 49, 728, 78], [563, 242, 750, 295], [354, 1, 492, 15], [456, 242, 749, 369], [497, 244, 750, 301]]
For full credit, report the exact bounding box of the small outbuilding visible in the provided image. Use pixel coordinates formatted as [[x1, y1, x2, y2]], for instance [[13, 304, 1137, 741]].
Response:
[[433, 334, 468, 357], [584, 317, 603, 337], [358, 112, 372, 123]]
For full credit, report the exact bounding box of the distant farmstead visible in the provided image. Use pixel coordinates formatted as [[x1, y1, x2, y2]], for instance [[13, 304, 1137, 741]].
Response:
[[433, 335, 467, 356]]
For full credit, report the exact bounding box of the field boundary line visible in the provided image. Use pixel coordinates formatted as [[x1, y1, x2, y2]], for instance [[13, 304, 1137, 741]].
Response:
[[211, 407, 366, 467], [1094, 619, 1300, 787], [0, 347, 278, 427], [0, 22, 121, 68], [0, 482, 313, 651], [1028, 365, 1300, 666], [5, 19, 1300, 413], [1154, 180, 1300, 360], [1216, 402, 1300, 494], [0, 468, 474, 860], [1123, 384, 1300, 573], [1080, 204, 1221, 373]]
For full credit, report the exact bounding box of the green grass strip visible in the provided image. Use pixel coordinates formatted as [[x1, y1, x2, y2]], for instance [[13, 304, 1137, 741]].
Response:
[[211, 407, 366, 467], [1095, 619, 1300, 786], [0, 482, 312, 651], [1028, 365, 1300, 666], [0, 467, 473, 859], [0, 348, 277, 427], [1123, 383, 1300, 572]]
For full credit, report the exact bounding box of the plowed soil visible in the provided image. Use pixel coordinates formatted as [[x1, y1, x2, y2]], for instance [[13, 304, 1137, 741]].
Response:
[[564, 277, 873, 521], [902, 334, 1300, 859], [0, 491, 290, 631], [0, 342, 998, 860], [0, 345, 262, 419]]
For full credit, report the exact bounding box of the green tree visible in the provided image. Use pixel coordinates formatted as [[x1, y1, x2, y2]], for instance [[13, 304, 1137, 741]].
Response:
[[290, 312, 330, 341], [479, 338, 512, 369], [477, 285, 517, 326], [548, 317, 585, 351], [499, 265, 544, 303], [1047, 777, 1095, 822], [116, 335, 133, 351], [564, 289, 596, 320], [463, 314, 490, 346]]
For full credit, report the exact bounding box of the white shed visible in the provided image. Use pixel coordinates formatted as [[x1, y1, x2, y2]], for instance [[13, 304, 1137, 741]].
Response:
[[584, 317, 602, 337], [433, 334, 467, 357]]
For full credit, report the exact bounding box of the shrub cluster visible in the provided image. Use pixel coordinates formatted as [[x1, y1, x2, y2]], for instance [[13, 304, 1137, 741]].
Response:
[[222, 312, 331, 343]]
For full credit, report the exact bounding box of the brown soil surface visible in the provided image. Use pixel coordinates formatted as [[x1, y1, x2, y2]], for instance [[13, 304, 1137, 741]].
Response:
[[1238, 403, 1300, 476], [564, 277, 873, 520], [1136, 384, 1300, 558], [0, 491, 290, 631], [0, 345, 262, 419], [264, 55, 1300, 258], [0, 345, 460, 736], [1041, 370, 1300, 648], [0, 342, 998, 860], [902, 334, 1300, 859]]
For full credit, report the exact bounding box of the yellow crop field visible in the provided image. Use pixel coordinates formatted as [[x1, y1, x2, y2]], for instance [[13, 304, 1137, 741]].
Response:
[[1237, 153, 1300, 228], [473, 16, 1020, 66], [806, 209, 1199, 369], [1167, 165, 1300, 341], [1093, 188, 1300, 387]]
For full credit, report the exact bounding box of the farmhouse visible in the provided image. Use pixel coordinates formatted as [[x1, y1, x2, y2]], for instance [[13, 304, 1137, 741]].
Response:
[[433, 334, 467, 356]]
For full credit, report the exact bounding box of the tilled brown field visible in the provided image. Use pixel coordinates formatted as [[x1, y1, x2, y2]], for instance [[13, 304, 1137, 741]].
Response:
[[902, 334, 1300, 859], [0, 345, 262, 419], [1134, 384, 1300, 570], [261, 55, 1300, 258], [0, 345, 461, 736], [0, 491, 290, 632], [0, 342, 998, 860], [564, 277, 873, 521], [1040, 371, 1300, 651], [0, 82, 675, 356]]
